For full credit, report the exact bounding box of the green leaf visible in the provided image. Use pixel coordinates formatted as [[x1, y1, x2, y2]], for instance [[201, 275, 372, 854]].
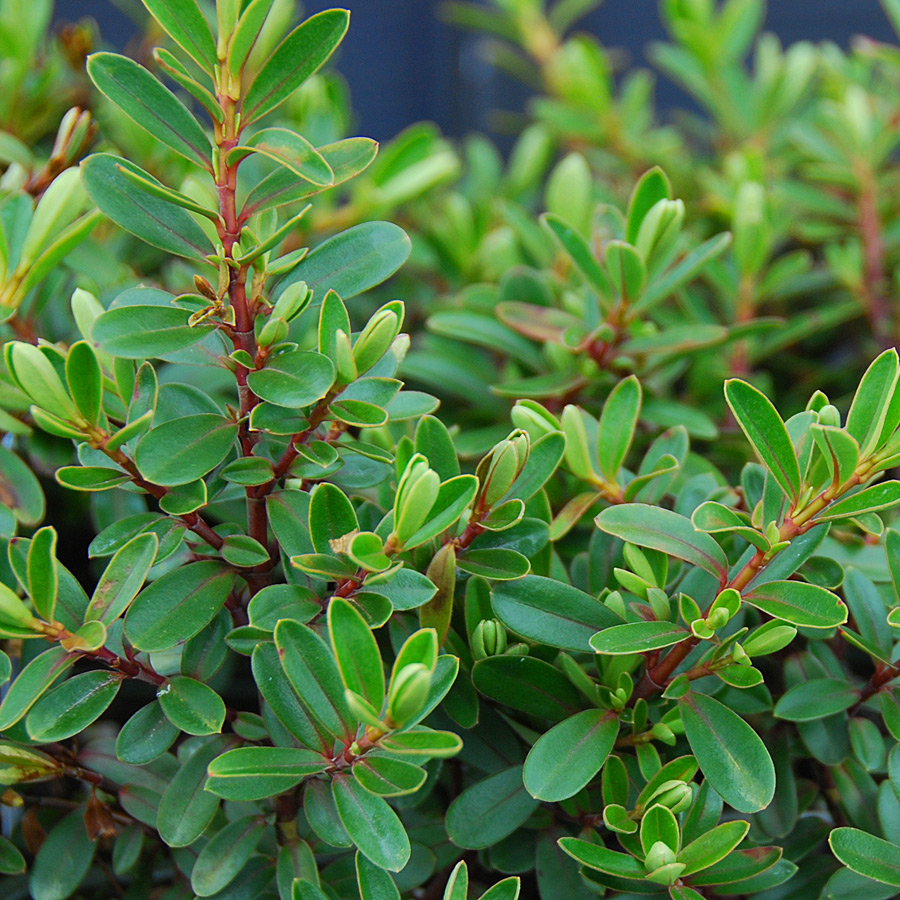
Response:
[[81, 154, 214, 258], [0, 647, 76, 730], [116, 702, 178, 764], [810, 424, 860, 487], [743, 580, 847, 628], [247, 350, 335, 408], [29, 810, 95, 900], [275, 619, 354, 743], [446, 766, 539, 849], [157, 736, 229, 847], [231, 128, 333, 185], [142, 0, 217, 72], [626, 167, 671, 244], [457, 548, 530, 580], [206, 746, 327, 801], [27, 526, 57, 622], [691, 501, 769, 551], [352, 756, 427, 797], [86, 533, 158, 625], [277, 222, 411, 301], [242, 10, 350, 123], [26, 670, 121, 741], [0, 835, 24, 874], [0, 446, 44, 526], [597, 376, 641, 480], [125, 561, 233, 651], [93, 303, 214, 359], [243, 137, 379, 215], [135, 414, 238, 486], [402, 474, 479, 549], [55, 466, 131, 492], [541, 212, 611, 305], [523, 709, 618, 801], [87, 53, 211, 168], [491, 574, 621, 651], [190, 816, 265, 896], [817, 482, 900, 522], [356, 852, 401, 900], [596, 504, 728, 578], [724, 379, 801, 503], [558, 837, 646, 878], [680, 692, 775, 813], [66, 341, 102, 426], [847, 349, 900, 456], [228, 0, 276, 74], [829, 827, 900, 886], [605, 241, 647, 301], [678, 820, 750, 876], [158, 675, 226, 735], [774, 678, 859, 721], [590, 621, 691, 655], [332, 773, 411, 872], [328, 598, 385, 710], [379, 727, 462, 757], [636, 233, 731, 311]]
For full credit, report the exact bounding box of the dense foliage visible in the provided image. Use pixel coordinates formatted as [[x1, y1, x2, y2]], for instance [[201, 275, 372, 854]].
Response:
[[4, 1, 900, 899]]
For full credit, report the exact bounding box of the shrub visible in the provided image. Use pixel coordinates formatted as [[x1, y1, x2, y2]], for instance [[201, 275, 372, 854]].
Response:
[[2, 2, 900, 900]]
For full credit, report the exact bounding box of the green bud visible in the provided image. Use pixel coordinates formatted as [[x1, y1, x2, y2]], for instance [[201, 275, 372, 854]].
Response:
[[271, 281, 310, 322], [394, 456, 440, 547], [647, 588, 670, 621], [471, 619, 508, 661], [649, 780, 692, 812], [510, 399, 560, 440], [505, 642, 530, 656], [387, 663, 432, 728], [650, 723, 677, 747], [333, 329, 358, 387], [353, 304, 403, 374], [644, 840, 677, 872]]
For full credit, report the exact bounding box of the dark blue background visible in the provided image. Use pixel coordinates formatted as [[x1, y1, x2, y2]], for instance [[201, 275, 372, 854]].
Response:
[[56, 0, 895, 143]]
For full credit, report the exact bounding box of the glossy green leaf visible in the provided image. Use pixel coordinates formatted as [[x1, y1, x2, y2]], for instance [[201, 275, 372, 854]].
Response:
[[596, 504, 727, 577], [328, 597, 385, 709], [26, 670, 121, 741], [352, 756, 427, 797], [846, 349, 900, 457], [680, 692, 775, 813], [231, 127, 333, 185], [678, 820, 750, 875], [743, 580, 847, 628], [597, 376, 641, 480], [278, 222, 411, 300], [116, 701, 179, 764], [135, 414, 237, 486], [87, 53, 211, 167], [590, 621, 690, 655], [829, 827, 900, 886], [523, 709, 618, 801], [816, 481, 900, 522], [27, 525, 57, 622], [774, 678, 859, 721], [356, 851, 401, 900], [558, 837, 646, 878], [243, 10, 350, 122], [275, 619, 354, 742], [142, 0, 217, 71], [490, 574, 620, 651], [0, 646, 75, 730], [206, 746, 327, 800], [724, 379, 801, 502], [158, 676, 226, 735], [81, 154, 214, 258], [246, 350, 335, 408], [125, 561, 233, 651], [332, 773, 411, 871], [93, 303, 214, 359], [86, 533, 157, 625]]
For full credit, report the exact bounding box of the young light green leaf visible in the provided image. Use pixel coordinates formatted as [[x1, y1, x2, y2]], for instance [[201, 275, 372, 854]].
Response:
[[597, 376, 641, 480], [846, 349, 900, 457]]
